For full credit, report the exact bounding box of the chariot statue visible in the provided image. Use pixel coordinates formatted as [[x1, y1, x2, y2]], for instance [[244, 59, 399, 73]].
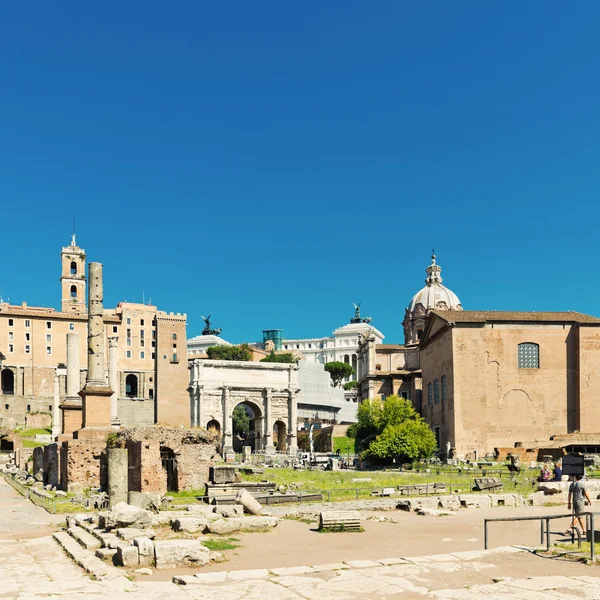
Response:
[[201, 315, 222, 337]]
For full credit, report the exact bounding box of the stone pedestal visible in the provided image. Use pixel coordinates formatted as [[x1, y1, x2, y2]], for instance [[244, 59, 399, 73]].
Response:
[[108, 447, 128, 507], [61, 403, 83, 435], [77, 386, 113, 438]]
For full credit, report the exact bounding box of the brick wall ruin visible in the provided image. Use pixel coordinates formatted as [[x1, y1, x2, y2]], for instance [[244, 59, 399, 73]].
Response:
[[115, 426, 218, 494]]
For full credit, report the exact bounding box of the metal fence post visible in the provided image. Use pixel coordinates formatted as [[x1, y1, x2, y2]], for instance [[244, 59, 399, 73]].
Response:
[[540, 519, 545, 545], [546, 518, 550, 552], [591, 513, 595, 563], [484, 520, 488, 549]]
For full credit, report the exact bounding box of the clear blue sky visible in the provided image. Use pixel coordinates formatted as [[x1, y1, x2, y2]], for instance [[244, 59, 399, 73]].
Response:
[[2, 2, 600, 343]]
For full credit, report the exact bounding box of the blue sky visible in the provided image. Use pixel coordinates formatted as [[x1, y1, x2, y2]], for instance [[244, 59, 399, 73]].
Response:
[[1, 2, 600, 343]]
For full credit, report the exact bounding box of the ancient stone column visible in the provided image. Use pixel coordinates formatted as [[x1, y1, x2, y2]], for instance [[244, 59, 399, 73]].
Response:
[[197, 385, 204, 429], [66, 332, 80, 399], [79, 262, 113, 433], [288, 389, 299, 456], [87, 262, 106, 386], [189, 360, 198, 427], [52, 370, 61, 438], [107, 447, 128, 507], [263, 387, 275, 454], [108, 337, 119, 426], [221, 386, 233, 457]]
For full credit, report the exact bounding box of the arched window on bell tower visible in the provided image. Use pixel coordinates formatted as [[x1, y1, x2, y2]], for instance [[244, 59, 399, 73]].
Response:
[[61, 235, 87, 314]]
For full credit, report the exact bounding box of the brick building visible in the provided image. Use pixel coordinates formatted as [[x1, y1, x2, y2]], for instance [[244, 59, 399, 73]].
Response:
[[0, 236, 189, 430]]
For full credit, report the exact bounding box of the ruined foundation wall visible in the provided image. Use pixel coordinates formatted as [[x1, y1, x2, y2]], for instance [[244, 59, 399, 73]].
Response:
[[60, 439, 107, 491]]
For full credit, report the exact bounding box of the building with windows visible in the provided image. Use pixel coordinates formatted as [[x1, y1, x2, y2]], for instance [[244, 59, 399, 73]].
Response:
[[0, 237, 188, 430], [419, 310, 600, 459], [282, 314, 385, 380]]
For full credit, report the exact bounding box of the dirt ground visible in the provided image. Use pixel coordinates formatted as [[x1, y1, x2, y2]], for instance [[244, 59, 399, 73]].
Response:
[[145, 504, 593, 581]]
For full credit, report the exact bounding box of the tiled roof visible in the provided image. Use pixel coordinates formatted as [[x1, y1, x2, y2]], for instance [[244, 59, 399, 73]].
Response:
[[430, 310, 600, 324]]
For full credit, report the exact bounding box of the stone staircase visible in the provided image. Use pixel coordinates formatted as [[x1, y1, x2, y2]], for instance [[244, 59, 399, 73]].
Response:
[[53, 514, 129, 582]]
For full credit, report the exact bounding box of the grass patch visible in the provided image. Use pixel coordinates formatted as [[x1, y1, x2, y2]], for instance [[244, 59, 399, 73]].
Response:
[[240, 467, 536, 501], [202, 539, 240, 552], [555, 541, 600, 554], [15, 427, 52, 438], [21, 439, 46, 448]]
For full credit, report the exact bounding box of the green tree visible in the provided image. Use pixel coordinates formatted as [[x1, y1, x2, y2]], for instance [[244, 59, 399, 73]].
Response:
[[365, 420, 437, 464], [324, 361, 355, 387], [232, 405, 250, 436], [353, 395, 437, 462], [260, 350, 297, 363], [206, 344, 252, 361], [343, 380, 358, 390]]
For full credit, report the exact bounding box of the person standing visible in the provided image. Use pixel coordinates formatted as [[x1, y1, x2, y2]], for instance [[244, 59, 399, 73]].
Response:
[[566, 474, 592, 536]]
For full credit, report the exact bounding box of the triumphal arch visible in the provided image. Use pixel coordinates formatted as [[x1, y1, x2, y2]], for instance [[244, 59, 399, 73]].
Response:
[[188, 359, 299, 457]]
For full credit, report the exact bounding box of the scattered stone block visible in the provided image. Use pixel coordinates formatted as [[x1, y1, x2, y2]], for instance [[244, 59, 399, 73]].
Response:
[[55, 490, 68, 497], [153, 540, 210, 569], [134, 537, 154, 566], [172, 518, 209, 534], [214, 505, 243, 518], [135, 567, 152, 575], [210, 466, 241, 484], [116, 527, 155, 541], [128, 491, 162, 511], [95, 548, 117, 560], [207, 518, 242, 535], [240, 516, 279, 530], [117, 544, 139, 567], [100, 502, 153, 530]]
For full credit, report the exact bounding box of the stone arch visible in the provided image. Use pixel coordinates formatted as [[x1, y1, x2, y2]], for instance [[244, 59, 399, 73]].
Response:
[[206, 419, 221, 436], [274, 420, 287, 451], [1, 369, 14, 395], [231, 399, 263, 452]]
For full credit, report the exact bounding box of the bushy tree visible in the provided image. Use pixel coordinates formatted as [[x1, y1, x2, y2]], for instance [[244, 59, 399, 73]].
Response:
[[365, 420, 437, 464], [353, 395, 437, 463], [206, 344, 252, 361], [260, 350, 297, 363], [324, 361, 355, 387], [343, 380, 358, 390], [232, 405, 250, 436]]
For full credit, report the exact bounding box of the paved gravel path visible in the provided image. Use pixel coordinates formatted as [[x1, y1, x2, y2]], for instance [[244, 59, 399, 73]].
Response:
[[2, 478, 600, 599]]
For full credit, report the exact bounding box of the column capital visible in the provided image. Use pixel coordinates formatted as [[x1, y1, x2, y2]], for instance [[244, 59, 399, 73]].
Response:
[[108, 336, 119, 348]]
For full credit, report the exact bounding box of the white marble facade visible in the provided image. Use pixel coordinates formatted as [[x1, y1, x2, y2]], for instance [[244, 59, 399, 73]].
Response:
[[282, 322, 385, 380]]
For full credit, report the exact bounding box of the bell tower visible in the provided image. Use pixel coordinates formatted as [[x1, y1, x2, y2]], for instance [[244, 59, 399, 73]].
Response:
[[61, 234, 87, 314]]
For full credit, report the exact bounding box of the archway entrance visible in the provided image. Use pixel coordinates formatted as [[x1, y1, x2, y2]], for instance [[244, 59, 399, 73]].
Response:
[[232, 401, 262, 452], [0, 436, 13, 453], [206, 419, 221, 437], [273, 420, 287, 451], [160, 446, 178, 492], [1, 369, 14, 395], [126, 374, 138, 398]]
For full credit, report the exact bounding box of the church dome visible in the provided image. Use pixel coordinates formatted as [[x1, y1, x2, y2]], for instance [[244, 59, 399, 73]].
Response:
[[403, 253, 462, 344]]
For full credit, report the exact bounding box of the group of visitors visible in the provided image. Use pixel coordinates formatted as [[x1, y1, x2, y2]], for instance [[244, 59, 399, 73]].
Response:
[[538, 462, 562, 482]]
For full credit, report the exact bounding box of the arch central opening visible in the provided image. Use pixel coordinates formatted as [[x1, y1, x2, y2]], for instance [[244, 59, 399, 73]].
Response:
[[232, 400, 262, 452]]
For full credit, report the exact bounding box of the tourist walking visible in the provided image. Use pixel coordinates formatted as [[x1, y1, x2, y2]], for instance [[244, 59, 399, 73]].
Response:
[[565, 474, 591, 536]]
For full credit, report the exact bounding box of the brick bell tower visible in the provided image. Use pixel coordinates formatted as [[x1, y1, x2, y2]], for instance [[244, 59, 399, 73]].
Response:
[[61, 234, 87, 314]]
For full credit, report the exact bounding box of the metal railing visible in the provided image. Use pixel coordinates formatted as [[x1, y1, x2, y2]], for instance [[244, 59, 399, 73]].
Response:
[[484, 512, 596, 561]]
